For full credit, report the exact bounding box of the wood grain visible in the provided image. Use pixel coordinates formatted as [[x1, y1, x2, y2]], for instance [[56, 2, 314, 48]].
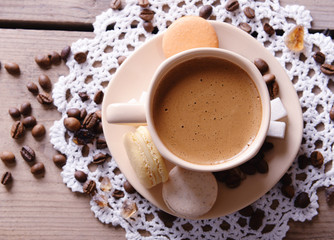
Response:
[[0, 0, 333, 29]]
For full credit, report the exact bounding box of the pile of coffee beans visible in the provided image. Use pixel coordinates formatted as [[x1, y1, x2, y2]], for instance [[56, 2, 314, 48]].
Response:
[[238, 205, 266, 230]]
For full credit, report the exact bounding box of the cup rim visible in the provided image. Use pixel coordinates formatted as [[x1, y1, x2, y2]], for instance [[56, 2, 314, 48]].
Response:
[[146, 47, 270, 172]]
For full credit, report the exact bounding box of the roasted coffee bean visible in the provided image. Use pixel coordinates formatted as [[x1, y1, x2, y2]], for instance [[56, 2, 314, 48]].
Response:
[[281, 184, 295, 198], [117, 56, 127, 65], [330, 105, 334, 121], [95, 122, 103, 134], [225, 171, 242, 188], [199, 5, 213, 19], [74, 52, 87, 64], [38, 74, 52, 91], [53, 154, 67, 167], [4, 62, 20, 75], [254, 58, 269, 74], [249, 209, 265, 230], [67, 108, 81, 119], [61, 46, 71, 61], [262, 73, 275, 84], [294, 192, 310, 208], [260, 141, 274, 152], [280, 173, 292, 185], [112, 189, 125, 199], [310, 151, 324, 168], [325, 186, 334, 204], [239, 162, 257, 175], [78, 92, 89, 102], [312, 51, 325, 64], [213, 170, 229, 182], [20, 102, 32, 116], [238, 205, 254, 217], [238, 22, 251, 33], [80, 108, 87, 120], [93, 90, 104, 104], [50, 51, 61, 65], [138, 0, 149, 7], [32, 124, 46, 138], [263, 23, 275, 36], [35, 54, 51, 69], [83, 112, 98, 129], [320, 63, 334, 75], [110, 0, 122, 10], [37, 93, 53, 105], [139, 9, 155, 21], [74, 170, 88, 183], [26, 82, 39, 95], [255, 159, 269, 173], [63, 117, 81, 132], [0, 151, 15, 164], [30, 162, 45, 175], [248, 151, 264, 165], [143, 21, 154, 33], [81, 145, 90, 157], [96, 138, 107, 149], [20, 145, 35, 162], [11, 121, 25, 139], [8, 107, 21, 119], [1, 172, 12, 185], [298, 154, 310, 169], [73, 129, 96, 145], [225, 0, 239, 11], [22, 116, 37, 128], [124, 180, 136, 193], [93, 153, 107, 164], [83, 180, 96, 194], [243, 6, 255, 19], [95, 110, 102, 120], [267, 80, 279, 99]]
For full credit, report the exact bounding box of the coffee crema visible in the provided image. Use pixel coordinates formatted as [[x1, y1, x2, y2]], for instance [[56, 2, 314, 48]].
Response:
[[153, 57, 262, 165]]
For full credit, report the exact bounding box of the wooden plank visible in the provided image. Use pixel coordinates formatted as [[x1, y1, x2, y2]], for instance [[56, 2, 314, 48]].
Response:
[[0, 29, 125, 240], [0, 0, 333, 29]]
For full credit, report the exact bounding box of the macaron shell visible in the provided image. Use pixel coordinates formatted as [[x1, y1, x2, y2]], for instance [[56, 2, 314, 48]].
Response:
[[162, 166, 218, 218]]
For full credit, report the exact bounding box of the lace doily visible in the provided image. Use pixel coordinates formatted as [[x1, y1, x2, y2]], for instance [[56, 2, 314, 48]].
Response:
[[49, 0, 334, 239]]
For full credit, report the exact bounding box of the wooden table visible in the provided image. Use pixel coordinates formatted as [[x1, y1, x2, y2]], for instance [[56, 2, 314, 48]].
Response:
[[0, 1, 333, 239]]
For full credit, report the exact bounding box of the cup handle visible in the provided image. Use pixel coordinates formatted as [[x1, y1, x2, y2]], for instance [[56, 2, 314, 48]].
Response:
[[106, 103, 147, 125]]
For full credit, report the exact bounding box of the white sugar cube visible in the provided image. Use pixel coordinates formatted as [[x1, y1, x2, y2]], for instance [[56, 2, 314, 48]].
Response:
[[271, 97, 287, 121], [267, 121, 286, 139]]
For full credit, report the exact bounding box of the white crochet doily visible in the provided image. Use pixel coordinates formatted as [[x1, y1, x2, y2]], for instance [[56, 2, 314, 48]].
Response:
[[50, 0, 334, 239]]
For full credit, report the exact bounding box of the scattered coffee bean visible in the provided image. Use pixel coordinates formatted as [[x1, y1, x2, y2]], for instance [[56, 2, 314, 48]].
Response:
[[262, 73, 275, 84], [238, 205, 254, 217], [255, 159, 269, 173], [280, 173, 292, 185], [312, 51, 325, 64], [214, 170, 229, 182], [4, 62, 20, 75], [38, 74, 52, 91], [117, 56, 127, 65], [260, 141, 274, 152], [310, 151, 324, 168], [96, 138, 107, 149], [225, 169, 242, 188], [263, 23, 275, 36], [93, 153, 107, 164], [325, 186, 334, 204], [20, 145, 35, 162], [53, 154, 67, 167], [267, 80, 279, 99], [32, 124, 46, 138], [81, 145, 90, 157], [64, 117, 81, 132], [74, 170, 88, 183], [74, 52, 87, 64], [22, 116, 37, 128], [80, 108, 87, 120], [112, 189, 125, 199], [320, 63, 334, 75], [138, 0, 149, 8], [1, 172, 12, 185], [110, 0, 122, 10], [83, 112, 98, 129], [26, 82, 39, 95], [83, 180, 96, 194], [11, 121, 25, 139], [254, 58, 269, 74], [281, 185, 295, 198], [199, 5, 213, 19], [67, 108, 81, 119], [0, 151, 16, 164], [61, 46, 71, 61], [95, 122, 103, 134], [123, 180, 136, 193], [330, 105, 334, 121], [239, 162, 257, 175], [139, 9, 155, 21], [8, 107, 21, 119], [238, 22, 252, 33], [143, 21, 154, 33], [30, 162, 45, 175], [78, 92, 89, 102], [35, 54, 51, 69], [37, 93, 53, 105], [95, 110, 102, 120], [294, 192, 310, 208], [243, 6, 255, 19], [50, 51, 61, 65], [93, 90, 104, 104], [298, 154, 310, 169], [225, 0, 239, 12], [249, 209, 265, 230], [20, 102, 32, 116]]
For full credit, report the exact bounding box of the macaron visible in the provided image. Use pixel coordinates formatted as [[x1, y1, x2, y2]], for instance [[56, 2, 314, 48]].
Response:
[[162, 16, 219, 58], [123, 126, 168, 189], [162, 166, 218, 218]]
